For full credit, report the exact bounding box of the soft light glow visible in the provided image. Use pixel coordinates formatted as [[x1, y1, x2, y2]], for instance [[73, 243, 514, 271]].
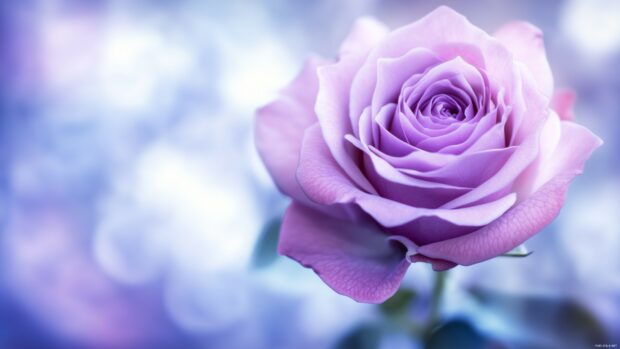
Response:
[[561, 0, 620, 58], [220, 38, 297, 113], [98, 23, 194, 112], [95, 142, 261, 285]]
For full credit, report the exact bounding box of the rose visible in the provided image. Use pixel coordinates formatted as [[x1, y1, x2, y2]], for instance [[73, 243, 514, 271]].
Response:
[[255, 6, 601, 303]]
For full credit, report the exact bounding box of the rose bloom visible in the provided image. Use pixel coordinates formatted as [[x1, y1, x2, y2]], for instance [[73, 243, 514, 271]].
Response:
[[255, 6, 601, 303]]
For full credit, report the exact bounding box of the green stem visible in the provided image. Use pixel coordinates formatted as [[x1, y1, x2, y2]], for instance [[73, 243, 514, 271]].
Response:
[[423, 271, 447, 337]]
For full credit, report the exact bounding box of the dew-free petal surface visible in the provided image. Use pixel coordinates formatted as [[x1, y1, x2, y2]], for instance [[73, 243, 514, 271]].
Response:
[[278, 202, 409, 303]]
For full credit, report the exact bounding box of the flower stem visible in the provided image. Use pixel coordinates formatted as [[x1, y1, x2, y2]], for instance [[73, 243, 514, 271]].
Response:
[[423, 270, 447, 337]]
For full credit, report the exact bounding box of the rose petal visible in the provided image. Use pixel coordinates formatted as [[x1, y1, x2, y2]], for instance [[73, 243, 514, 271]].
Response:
[[349, 6, 514, 123], [298, 125, 518, 228], [403, 57, 486, 115], [400, 146, 517, 188], [438, 104, 505, 155], [551, 88, 576, 121], [392, 216, 478, 246], [417, 122, 602, 265], [309, 17, 388, 196], [494, 21, 554, 97], [530, 120, 603, 193], [278, 202, 409, 303], [347, 134, 471, 191], [443, 92, 509, 155], [386, 235, 457, 271], [255, 58, 326, 201], [512, 110, 562, 199], [409, 254, 456, 271], [339, 17, 389, 56], [373, 106, 418, 157], [371, 146, 455, 172], [371, 48, 440, 115], [315, 17, 389, 194], [440, 116, 543, 209], [418, 174, 572, 265], [361, 154, 469, 209], [414, 122, 476, 152], [399, 108, 459, 142]]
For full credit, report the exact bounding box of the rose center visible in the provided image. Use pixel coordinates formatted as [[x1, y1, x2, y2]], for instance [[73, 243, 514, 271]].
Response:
[[418, 93, 465, 122], [436, 102, 458, 118]]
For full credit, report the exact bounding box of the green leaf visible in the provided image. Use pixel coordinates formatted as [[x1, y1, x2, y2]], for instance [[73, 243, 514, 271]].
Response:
[[251, 217, 281, 268], [501, 244, 533, 258], [379, 288, 417, 317]]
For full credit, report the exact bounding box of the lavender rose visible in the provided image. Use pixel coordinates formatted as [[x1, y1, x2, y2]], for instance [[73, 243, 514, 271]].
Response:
[[255, 6, 601, 303]]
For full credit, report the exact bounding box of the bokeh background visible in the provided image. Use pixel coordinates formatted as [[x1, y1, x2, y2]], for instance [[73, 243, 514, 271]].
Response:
[[0, 0, 618, 348]]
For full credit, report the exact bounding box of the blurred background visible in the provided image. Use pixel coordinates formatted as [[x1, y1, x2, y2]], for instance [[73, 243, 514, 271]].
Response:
[[0, 0, 618, 348]]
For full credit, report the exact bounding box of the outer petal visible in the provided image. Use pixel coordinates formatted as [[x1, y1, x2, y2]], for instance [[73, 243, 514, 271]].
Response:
[[339, 17, 389, 56], [255, 57, 326, 201], [278, 202, 409, 303], [494, 21, 554, 97], [529, 121, 603, 193], [417, 123, 602, 265], [313, 18, 388, 195], [551, 88, 576, 121], [512, 110, 562, 199], [439, 124, 540, 209]]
